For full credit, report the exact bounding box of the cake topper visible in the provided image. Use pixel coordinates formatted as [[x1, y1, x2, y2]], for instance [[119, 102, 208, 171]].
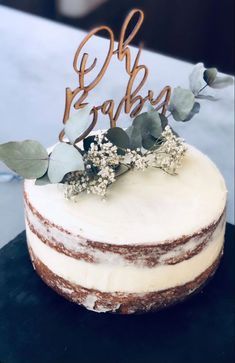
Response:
[[0, 9, 233, 199], [59, 9, 171, 143]]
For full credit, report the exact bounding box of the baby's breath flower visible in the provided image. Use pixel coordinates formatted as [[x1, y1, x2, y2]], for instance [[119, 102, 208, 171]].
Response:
[[64, 126, 187, 200], [153, 126, 187, 174]]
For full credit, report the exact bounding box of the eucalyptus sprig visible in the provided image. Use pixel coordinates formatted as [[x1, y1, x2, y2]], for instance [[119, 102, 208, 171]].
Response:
[[189, 63, 234, 100], [167, 63, 234, 122], [0, 140, 49, 179], [0, 62, 233, 199], [64, 125, 186, 199]]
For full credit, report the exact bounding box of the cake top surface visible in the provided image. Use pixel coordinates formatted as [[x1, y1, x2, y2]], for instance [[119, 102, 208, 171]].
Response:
[[24, 144, 226, 245]]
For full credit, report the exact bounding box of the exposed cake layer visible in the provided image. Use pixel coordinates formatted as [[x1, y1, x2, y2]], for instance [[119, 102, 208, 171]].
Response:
[[25, 198, 225, 267], [24, 145, 227, 245], [26, 217, 225, 294], [28, 241, 223, 314], [24, 143, 227, 313]]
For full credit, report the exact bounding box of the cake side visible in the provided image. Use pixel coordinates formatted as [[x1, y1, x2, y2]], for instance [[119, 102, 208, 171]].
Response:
[[26, 213, 225, 295], [25, 196, 225, 267], [1, 7, 232, 315], [24, 143, 227, 313], [27, 227, 224, 313], [24, 144, 227, 245]]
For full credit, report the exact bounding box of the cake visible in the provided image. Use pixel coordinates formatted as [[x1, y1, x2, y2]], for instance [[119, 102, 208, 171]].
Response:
[[1, 8, 232, 314], [24, 143, 226, 313]]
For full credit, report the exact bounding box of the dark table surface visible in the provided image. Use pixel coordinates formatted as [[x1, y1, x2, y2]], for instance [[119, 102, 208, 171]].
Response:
[[0, 224, 234, 363]]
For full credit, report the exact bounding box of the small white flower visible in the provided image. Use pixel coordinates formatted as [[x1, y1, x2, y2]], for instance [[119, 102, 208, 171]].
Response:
[[64, 127, 186, 200]]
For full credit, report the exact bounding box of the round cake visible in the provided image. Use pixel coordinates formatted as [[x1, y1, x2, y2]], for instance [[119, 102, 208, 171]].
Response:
[[24, 144, 227, 314]]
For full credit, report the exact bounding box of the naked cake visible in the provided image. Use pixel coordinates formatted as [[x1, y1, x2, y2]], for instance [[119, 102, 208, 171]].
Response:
[[1, 9, 232, 313], [24, 143, 226, 313]]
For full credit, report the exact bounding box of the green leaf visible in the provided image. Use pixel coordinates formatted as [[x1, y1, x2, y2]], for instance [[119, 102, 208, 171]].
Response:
[[133, 110, 162, 138], [209, 75, 234, 89], [169, 87, 195, 121], [106, 127, 130, 154], [48, 143, 84, 183], [64, 105, 92, 144], [0, 140, 48, 179], [142, 134, 157, 149], [183, 102, 200, 122], [35, 174, 51, 186], [125, 126, 133, 138], [129, 110, 163, 149], [125, 125, 142, 149], [189, 63, 205, 95], [129, 127, 142, 149], [203, 68, 217, 86], [83, 135, 96, 152]]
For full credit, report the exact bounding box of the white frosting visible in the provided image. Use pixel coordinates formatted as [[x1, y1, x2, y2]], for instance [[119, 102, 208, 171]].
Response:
[[24, 145, 227, 245], [25, 200, 225, 266], [25, 203, 130, 265], [26, 220, 224, 293]]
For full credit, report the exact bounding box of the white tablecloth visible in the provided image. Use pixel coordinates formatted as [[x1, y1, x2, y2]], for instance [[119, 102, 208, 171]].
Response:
[[0, 6, 234, 246]]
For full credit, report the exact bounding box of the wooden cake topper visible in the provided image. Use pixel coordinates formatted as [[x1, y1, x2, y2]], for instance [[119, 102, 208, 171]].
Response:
[[59, 9, 171, 143]]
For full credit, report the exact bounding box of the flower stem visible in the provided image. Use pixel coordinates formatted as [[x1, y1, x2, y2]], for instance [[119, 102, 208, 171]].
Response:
[[115, 164, 131, 179], [198, 84, 208, 94], [73, 144, 84, 155]]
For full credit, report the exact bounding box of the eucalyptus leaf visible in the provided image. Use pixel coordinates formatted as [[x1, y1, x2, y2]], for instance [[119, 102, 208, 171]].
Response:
[[129, 126, 143, 149], [169, 87, 195, 121], [129, 110, 163, 150], [209, 75, 234, 89], [142, 134, 156, 149], [35, 174, 51, 186], [183, 102, 200, 122], [134, 110, 162, 137], [125, 126, 133, 138], [64, 105, 92, 144], [203, 68, 217, 86], [141, 111, 162, 139], [0, 140, 48, 179], [48, 143, 84, 183], [83, 135, 96, 152], [189, 63, 205, 95], [106, 127, 130, 155]]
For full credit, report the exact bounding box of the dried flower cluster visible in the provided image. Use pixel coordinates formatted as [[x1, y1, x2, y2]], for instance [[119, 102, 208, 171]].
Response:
[[153, 126, 187, 174], [64, 126, 186, 200], [64, 132, 121, 198]]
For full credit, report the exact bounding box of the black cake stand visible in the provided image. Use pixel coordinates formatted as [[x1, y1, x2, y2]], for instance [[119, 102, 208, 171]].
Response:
[[0, 224, 234, 363]]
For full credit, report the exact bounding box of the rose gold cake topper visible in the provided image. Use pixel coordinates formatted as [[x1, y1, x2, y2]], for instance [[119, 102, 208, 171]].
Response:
[[59, 9, 171, 143]]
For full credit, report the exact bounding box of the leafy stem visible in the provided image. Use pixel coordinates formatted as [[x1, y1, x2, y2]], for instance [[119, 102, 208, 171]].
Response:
[[198, 84, 208, 94], [117, 163, 132, 176], [73, 143, 84, 155], [152, 165, 177, 176]]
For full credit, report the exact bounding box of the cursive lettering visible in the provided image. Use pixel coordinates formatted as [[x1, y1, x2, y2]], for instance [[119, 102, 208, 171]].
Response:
[[59, 8, 171, 143]]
